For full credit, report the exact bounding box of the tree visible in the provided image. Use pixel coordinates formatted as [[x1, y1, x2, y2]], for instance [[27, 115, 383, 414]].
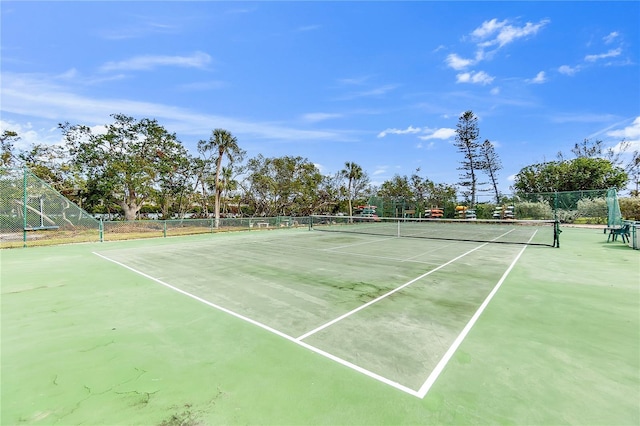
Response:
[[378, 174, 413, 199], [219, 165, 240, 215], [61, 114, 188, 220], [454, 111, 483, 206], [191, 156, 211, 217], [627, 151, 640, 196], [242, 155, 323, 216], [409, 169, 457, 215], [340, 162, 369, 217], [154, 145, 192, 219], [557, 137, 639, 195], [198, 129, 245, 227], [480, 139, 502, 204], [512, 157, 628, 193], [1, 130, 20, 167], [558, 138, 623, 164]]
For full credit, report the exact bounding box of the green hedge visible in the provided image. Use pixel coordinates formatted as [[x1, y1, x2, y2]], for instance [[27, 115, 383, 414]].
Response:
[[620, 197, 640, 221]]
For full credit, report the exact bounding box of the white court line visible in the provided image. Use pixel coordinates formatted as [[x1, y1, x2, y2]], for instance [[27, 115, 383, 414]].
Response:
[[415, 230, 536, 399], [296, 228, 515, 341], [92, 251, 421, 398], [323, 235, 397, 251], [401, 240, 459, 262], [295, 232, 512, 341], [324, 249, 441, 266], [263, 238, 441, 266], [93, 226, 524, 400]]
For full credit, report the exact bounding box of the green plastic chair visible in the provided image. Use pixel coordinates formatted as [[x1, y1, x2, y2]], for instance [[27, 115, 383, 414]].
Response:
[[607, 224, 631, 243]]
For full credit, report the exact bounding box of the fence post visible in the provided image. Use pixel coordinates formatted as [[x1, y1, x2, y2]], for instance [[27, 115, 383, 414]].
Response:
[[22, 166, 27, 248]]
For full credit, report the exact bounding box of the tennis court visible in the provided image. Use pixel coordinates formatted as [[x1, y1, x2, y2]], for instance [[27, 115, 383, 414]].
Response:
[[2, 225, 639, 424]]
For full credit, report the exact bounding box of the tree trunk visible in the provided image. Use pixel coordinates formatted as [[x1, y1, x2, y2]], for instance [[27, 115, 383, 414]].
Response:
[[120, 200, 140, 221], [214, 153, 223, 228]]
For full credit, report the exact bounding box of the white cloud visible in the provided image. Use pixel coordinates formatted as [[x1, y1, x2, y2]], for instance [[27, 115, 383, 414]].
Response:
[[0, 72, 348, 143], [301, 113, 343, 123], [445, 53, 474, 70], [99, 21, 179, 40], [607, 116, 640, 148], [100, 51, 212, 72], [471, 18, 508, 40], [0, 119, 63, 149], [585, 48, 622, 62], [377, 125, 421, 138], [336, 83, 399, 101], [551, 113, 617, 124], [372, 166, 388, 176], [445, 18, 549, 81], [419, 128, 456, 141], [471, 18, 550, 48], [456, 71, 494, 85], [603, 31, 619, 44], [417, 141, 435, 150], [337, 76, 370, 85], [490, 87, 501, 95], [358, 84, 399, 97], [558, 65, 579, 76], [57, 68, 79, 80], [529, 71, 546, 84]]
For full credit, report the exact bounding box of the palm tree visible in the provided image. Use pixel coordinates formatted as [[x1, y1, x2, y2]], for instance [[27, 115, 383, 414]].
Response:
[[198, 129, 245, 227], [341, 161, 364, 218]]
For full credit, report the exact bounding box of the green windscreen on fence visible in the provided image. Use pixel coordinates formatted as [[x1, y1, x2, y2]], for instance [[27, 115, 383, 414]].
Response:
[[310, 215, 559, 247], [606, 188, 623, 228]]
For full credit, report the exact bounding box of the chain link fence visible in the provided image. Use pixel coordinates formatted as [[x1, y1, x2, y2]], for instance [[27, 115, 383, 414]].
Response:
[[0, 167, 100, 247], [3, 167, 633, 247], [100, 216, 309, 242], [1, 168, 309, 247]]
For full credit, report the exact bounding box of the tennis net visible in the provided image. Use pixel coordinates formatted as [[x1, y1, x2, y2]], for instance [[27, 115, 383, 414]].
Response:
[[309, 215, 560, 247]]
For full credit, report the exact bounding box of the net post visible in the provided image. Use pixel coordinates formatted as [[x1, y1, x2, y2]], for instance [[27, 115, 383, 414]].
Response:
[[553, 191, 560, 248], [397, 220, 400, 237], [554, 220, 561, 248], [99, 219, 104, 242], [163, 220, 167, 238]]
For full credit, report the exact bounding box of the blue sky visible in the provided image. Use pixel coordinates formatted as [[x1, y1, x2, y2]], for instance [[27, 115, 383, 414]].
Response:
[[1, 1, 639, 195]]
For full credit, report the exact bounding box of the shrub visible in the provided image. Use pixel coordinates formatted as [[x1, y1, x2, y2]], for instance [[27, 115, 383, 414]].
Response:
[[620, 197, 640, 221], [514, 201, 553, 220], [575, 197, 607, 224]]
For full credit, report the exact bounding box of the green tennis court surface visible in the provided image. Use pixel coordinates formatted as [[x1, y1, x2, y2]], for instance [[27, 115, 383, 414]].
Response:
[[2, 227, 638, 424]]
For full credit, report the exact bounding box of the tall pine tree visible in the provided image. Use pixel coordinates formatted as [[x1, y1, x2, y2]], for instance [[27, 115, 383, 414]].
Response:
[[480, 139, 502, 204], [454, 111, 482, 206]]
